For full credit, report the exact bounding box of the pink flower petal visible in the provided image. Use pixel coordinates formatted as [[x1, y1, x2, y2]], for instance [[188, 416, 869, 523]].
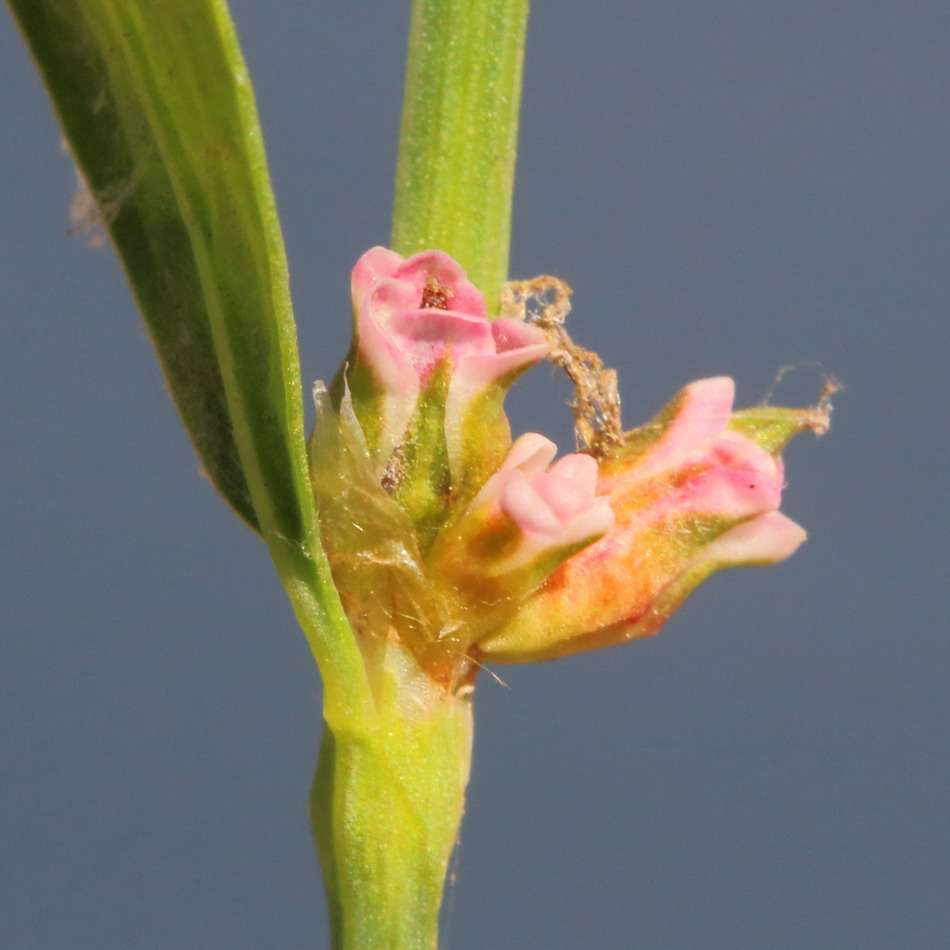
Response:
[[491, 318, 548, 353], [479, 437, 615, 551], [624, 377, 735, 482], [497, 433, 559, 474], [697, 511, 807, 567], [534, 454, 600, 519], [351, 246, 403, 308], [382, 307, 495, 379], [393, 250, 487, 318], [672, 433, 784, 520], [500, 469, 564, 536]]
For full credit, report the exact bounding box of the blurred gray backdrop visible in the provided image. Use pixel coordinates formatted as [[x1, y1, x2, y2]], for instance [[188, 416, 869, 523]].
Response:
[[2, 2, 947, 948]]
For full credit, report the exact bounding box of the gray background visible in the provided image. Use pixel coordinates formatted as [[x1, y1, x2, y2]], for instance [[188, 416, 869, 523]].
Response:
[[2, 2, 947, 947]]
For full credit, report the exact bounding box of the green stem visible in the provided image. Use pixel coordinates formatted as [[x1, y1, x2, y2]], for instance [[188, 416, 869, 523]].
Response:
[[311, 640, 473, 950], [392, 0, 529, 313], [313, 2, 530, 942]]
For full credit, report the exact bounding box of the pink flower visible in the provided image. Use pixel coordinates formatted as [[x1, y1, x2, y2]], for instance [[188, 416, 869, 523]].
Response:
[[476, 377, 825, 662], [345, 248, 548, 480], [469, 433, 615, 566], [426, 434, 614, 626]]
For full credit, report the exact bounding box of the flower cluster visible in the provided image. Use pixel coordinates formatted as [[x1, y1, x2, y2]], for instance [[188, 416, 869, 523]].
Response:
[[312, 248, 828, 687]]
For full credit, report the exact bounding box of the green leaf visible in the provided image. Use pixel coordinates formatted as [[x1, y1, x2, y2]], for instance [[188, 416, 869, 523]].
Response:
[[10, 0, 302, 540], [392, 0, 529, 313], [10, 0, 372, 722]]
